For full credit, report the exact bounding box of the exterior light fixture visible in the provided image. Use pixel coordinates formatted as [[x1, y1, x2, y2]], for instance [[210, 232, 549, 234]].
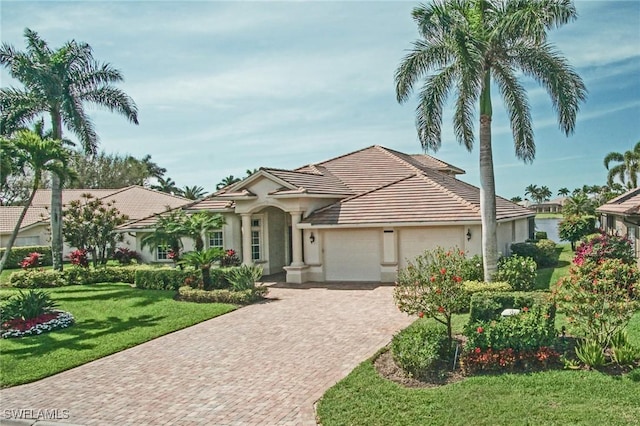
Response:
[[309, 232, 315, 243], [466, 229, 472, 241]]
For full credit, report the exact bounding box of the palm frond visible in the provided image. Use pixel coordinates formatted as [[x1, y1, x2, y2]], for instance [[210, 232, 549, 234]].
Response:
[[604, 151, 624, 169], [81, 86, 139, 124], [414, 65, 457, 152], [395, 42, 452, 103]]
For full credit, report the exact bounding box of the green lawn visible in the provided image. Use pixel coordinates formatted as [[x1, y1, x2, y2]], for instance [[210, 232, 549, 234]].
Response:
[[534, 243, 573, 290], [317, 312, 640, 426], [0, 283, 235, 387]]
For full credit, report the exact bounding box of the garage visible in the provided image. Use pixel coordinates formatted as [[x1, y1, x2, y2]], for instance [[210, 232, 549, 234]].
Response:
[[323, 229, 381, 281], [398, 226, 464, 268]]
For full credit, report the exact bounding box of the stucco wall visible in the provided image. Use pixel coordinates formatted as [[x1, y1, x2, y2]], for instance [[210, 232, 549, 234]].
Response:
[[1, 225, 48, 248]]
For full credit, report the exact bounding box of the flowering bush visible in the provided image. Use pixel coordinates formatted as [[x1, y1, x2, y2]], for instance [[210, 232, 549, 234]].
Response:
[[113, 247, 141, 265], [68, 249, 89, 268], [1, 311, 75, 339], [394, 247, 468, 345], [461, 346, 559, 375], [19, 252, 42, 270], [573, 232, 634, 265], [553, 258, 639, 348], [494, 255, 537, 291], [0, 289, 74, 338], [220, 249, 241, 267]]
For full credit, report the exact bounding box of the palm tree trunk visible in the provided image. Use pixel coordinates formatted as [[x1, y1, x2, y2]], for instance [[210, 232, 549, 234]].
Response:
[[0, 177, 41, 273], [50, 108, 64, 271], [479, 70, 499, 281]]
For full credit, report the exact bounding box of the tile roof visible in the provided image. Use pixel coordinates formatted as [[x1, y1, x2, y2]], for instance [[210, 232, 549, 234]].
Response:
[[264, 167, 353, 196], [304, 169, 533, 226], [1, 186, 192, 233], [596, 188, 640, 215], [0, 206, 49, 233]]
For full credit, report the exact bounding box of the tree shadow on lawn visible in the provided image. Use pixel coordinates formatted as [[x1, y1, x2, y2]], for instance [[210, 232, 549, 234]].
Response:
[[3, 313, 165, 359]]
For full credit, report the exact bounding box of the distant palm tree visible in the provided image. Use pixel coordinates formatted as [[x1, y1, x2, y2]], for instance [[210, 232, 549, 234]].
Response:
[[151, 177, 181, 195], [0, 29, 138, 270], [557, 187, 570, 197], [394, 0, 585, 279], [0, 131, 72, 272], [510, 196, 523, 203], [525, 184, 539, 201], [539, 186, 552, 203], [216, 175, 241, 190], [181, 185, 206, 200], [563, 193, 595, 216], [604, 141, 640, 189]]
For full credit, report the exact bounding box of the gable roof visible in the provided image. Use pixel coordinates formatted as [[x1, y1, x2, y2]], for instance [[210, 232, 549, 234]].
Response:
[[0, 186, 192, 234], [597, 187, 640, 215]]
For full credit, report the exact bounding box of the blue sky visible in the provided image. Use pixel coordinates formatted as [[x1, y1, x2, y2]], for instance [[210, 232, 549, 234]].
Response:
[[1, 1, 639, 198]]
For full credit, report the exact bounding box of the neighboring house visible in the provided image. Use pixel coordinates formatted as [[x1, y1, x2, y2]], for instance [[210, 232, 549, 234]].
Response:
[[122, 145, 534, 283], [529, 197, 567, 213], [596, 187, 640, 259], [0, 186, 192, 260]]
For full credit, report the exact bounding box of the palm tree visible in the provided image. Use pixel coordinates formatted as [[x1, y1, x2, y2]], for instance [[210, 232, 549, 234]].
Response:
[[179, 248, 225, 290], [0, 131, 72, 272], [604, 141, 640, 189], [558, 187, 570, 197], [216, 175, 241, 190], [181, 185, 206, 200], [151, 176, 181, 195], [510, 196, 522, 203], [0, 29, 138, 270], [174, 211, 226, 252], [562, 193, 594, 216], [524, 184, 539, 201], [395, 0, 586, 279], [141, 209, 186, 263], [539, 186, 552, 203]]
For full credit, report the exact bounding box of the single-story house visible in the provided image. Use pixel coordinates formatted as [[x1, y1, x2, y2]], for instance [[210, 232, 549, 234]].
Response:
[[596, 187, 640, 259], [529, 197, 567, 214], [0, 186, 192, 260], [121, 145, 534, 283]]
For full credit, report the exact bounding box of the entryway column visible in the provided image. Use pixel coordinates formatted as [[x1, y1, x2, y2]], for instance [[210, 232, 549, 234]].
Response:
[[241, 213, 252, 265], [290, 211, 304, 267]]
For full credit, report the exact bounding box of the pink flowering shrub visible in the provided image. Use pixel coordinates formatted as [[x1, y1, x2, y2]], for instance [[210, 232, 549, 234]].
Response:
[[68, 249, 89, 268], [19, 252, 42, 270], [573, 232, 634, 266]]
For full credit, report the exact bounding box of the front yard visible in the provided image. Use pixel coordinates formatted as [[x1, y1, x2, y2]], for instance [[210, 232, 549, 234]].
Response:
[[0, 283, 235, 387], [317, 312, 640, 425]]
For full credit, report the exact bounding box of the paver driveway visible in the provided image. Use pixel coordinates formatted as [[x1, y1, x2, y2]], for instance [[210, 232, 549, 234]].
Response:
[[0, 281, 412, 425]]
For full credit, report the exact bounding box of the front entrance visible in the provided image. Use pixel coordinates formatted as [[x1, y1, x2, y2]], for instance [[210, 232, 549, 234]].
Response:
[[250, 206, 290, 275]]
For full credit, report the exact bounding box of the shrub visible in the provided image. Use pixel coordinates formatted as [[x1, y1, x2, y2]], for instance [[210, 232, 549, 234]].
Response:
[[535, 231, 548, 240], [461, 346, 559, 375], [469, 292, 555, 324], [220, 249, 241, 267], [19, 252, 42, 270], [0, 289, 58, 323], [458, 280, 512, 312], [558, 215, 596, 250], [391, 321, 450, 378], [0, 246, 52, 270], [394, 247, 469, 346], [510, 242, 539, 262], [226, 265, 263, 291], [575, 339, 607, 368], [574, 232, 634, 265], [535, 239, 558, 267], [177, 286, 268, 304], [553, 259, 639, 348], [611, 342, 640, 366], [460, 255, 484, 281], [9, 270, 66, 288], [494, 255, 537, 291], [113, 247, 141, 265], [135, 269, 202, 291], [68, 249, 89, 268]]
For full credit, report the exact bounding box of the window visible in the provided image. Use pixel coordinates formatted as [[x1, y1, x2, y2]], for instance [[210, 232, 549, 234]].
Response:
[[209, 230, 224, 249], [15, 236, 40, 247], [606, 215, 615, 232], [157, 246, 169, 260], [251, 218, 261, 261]]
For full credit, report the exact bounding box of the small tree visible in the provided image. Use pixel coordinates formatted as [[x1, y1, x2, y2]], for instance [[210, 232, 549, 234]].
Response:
[[558, 215, 596, 250], [394, 247, 468, 347], [179, 248, 224, 290], [63, 194, 128, 266]]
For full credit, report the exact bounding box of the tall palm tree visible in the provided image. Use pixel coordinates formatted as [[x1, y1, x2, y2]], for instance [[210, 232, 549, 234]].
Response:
[[510, 196, 522, 203], [0, 131, 72, 272], [151, 176, 181, 195], [524, 184, 539, 201], [558, 187, 570, 197], [395, 0, 586, 279], [539, 185, 552, 203], [604, 141, 640, 189], [562, 192, 594, 217], [0, 28, 138, 270], [216, 175, 241, 190], [181, 185, 206, 200]]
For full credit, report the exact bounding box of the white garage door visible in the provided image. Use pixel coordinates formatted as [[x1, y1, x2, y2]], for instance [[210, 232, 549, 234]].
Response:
[[399, 227, 464, 268], [324, 229, 381, 281]]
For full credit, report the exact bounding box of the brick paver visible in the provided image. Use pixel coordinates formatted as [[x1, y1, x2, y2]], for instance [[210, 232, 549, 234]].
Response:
[[0, 282, 411, 425]]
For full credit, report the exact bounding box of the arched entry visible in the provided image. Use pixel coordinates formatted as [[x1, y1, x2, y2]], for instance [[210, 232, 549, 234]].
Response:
[[242, 206, 291, 275]]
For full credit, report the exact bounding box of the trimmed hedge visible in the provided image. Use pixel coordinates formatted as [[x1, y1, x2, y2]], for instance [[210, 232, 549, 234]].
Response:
[[510, 240, 558, 268], [177, 286, 268, 304], [458, 281, 512, 312], [469, 291, 555, 324], [9, 266, 138, 288], [134, 269, 202, 291], [391, 321, 450, 378], [0, 246, 52, 270]]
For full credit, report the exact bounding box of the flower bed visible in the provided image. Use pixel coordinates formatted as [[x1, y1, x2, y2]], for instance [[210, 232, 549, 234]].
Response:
[[1, 310, 75, 339]]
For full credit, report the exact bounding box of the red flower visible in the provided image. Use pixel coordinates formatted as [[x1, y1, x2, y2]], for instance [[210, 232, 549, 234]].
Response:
[[437, 306, 445, 313], [474, 347, 481, 354], [522, 306, 529, 313], [453, 276, 462, 283], [430, 276, 436, 283], [477, 326, 484, 334], [418, 312, 424, 318], [440, 268, 447, 275], [435, 288, 442, 294]]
